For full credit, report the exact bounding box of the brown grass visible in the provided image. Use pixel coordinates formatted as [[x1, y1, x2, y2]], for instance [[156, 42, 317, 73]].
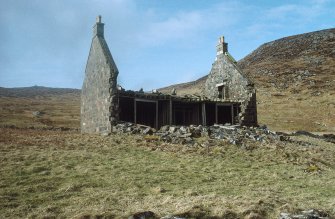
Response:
[[0, 93, 80, 129], [0, 128, 334, 218], [257, 88, 335, 132]]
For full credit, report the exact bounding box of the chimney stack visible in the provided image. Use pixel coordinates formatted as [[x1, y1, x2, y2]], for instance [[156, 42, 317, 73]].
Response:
[[93, 15, 104, 38], [216, 36, 228, 56]]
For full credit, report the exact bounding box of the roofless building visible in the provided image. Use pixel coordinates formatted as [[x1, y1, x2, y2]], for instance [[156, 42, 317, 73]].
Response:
[[81, 16, 257, 133]]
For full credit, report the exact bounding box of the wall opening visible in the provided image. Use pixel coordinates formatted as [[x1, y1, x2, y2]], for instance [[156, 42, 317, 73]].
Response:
[[205, 103, 216, 126], [119, 97, 134, 123], [173, 102, 201, 126], [158, 100, 169, 128], [217, 82, 229, 100], [233, 104, 241, 124], [218, 85, 224, 99], [217, 105, 232, 125], [135, 100, 157, 128]]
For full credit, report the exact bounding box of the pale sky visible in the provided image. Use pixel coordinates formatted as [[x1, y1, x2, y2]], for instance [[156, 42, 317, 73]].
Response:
[[0, 0, 334, 90]]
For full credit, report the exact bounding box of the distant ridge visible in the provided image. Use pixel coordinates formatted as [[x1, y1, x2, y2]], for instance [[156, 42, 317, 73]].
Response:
[[0, 86, 80, 97]]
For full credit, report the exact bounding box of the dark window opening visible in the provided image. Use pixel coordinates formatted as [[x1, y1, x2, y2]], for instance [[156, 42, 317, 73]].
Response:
[[119, 97, 134, 123], [173, 102, 200, 126], [218, 85, 224, 99], [158, 101, 169, 128], [205, 103, 216, 126], [217, 105, 232, 125], [136, 101, 156, 128], [217, 84, 229, 99]]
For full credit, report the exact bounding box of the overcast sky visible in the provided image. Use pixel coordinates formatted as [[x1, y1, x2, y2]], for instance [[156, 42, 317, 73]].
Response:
[[0, 0, 334, 90]]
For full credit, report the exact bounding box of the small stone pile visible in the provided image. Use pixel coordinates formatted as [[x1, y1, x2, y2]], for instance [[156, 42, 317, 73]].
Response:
[[112, 122, 289, 145], [112, 122, 156, 135], [208, 124, 283, 144], [155, 125, 205, 144], [279, 209, 330, 219]]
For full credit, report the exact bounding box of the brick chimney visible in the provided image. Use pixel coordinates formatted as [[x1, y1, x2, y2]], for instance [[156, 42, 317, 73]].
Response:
[[216, 36, 228, 56], [93, 15, 104, 37]]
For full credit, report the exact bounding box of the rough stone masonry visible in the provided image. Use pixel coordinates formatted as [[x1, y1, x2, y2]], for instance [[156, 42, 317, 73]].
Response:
[[81, 16, 119, 133], [204, 36, 257, 126]]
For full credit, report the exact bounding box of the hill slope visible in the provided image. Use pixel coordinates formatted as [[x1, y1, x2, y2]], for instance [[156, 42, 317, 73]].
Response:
[[0, 86, 80, 129], [0, 86, 80, 97], [239, 28, 335, 92], [159, 28, 335, 132]]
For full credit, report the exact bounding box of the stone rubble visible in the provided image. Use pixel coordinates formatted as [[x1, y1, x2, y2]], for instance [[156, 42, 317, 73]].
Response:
[[112, 122, 289, 146], [111, 122, 334, 146], [279, 209, 330, 219]]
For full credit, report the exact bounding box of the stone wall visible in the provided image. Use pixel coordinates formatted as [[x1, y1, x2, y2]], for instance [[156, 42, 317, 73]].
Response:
[[204, 37, 257, 126], [81, 16, 119, 133], [204, 54, 251, 101]]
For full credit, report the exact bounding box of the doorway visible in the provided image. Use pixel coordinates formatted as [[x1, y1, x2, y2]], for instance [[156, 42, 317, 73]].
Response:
[[135, 100, 157, 128], [217, 105, 232, 125]]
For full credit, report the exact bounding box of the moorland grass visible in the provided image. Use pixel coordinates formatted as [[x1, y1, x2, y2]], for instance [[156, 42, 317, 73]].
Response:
[[0, 128, 334, 218]]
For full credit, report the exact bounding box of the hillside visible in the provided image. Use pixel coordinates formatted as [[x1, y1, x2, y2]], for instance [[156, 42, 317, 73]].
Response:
[[239, 28, 335, 92], [0, 86, 80, 129], [0, 86, 80, 97], [159, 28, 335, 132]]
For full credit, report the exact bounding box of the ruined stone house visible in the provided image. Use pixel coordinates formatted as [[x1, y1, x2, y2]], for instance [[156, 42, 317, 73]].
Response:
[[81, 16, 257, 133]]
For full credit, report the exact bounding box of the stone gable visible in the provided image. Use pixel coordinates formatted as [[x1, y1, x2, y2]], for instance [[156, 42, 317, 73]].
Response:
[[81, 16, 119, 133]]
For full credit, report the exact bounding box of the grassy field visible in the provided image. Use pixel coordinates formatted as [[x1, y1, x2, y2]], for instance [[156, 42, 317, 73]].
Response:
[[1, 128, 334, 218], [257, 88, 335, 132], [0, 94, 80, 129], [0, 87, 334, 218]]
